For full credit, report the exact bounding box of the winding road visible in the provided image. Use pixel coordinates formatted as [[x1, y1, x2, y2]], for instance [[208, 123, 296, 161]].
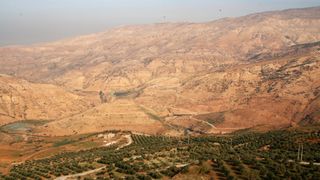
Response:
[[55, 134, 133, 180], [55, 167, 105, 180]]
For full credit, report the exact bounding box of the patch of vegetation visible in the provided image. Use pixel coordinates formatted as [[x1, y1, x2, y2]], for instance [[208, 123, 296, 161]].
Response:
[[112, 88, 142, 98], [0, 120, 52, 133], [2, 129, 320, 179], [74, 141, 98, 148], [195, 112, 225, 125], [111, 86, 145, 99], [139, 106, 163, 121], [113, 91, 131, 97], [53, 139, 77, 147]]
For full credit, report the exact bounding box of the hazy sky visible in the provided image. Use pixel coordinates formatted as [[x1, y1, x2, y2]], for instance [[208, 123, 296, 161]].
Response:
[[1, 0, 319, 46]]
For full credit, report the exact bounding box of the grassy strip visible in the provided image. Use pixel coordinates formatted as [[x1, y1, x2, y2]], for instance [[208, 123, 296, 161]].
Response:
[[53, 139, 77, 147], [138, 106, 163, 121]]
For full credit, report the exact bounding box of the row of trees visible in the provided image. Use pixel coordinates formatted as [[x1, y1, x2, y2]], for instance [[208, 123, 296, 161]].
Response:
[[2, 130, 319, 179]]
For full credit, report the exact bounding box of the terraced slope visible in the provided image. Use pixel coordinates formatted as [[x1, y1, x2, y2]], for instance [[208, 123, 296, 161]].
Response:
[[41, 99, 166, 136]]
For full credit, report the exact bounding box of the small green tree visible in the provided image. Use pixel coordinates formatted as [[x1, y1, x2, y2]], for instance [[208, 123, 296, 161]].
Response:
[[99, 91, 106, 103], [199, 162, 211, 174]]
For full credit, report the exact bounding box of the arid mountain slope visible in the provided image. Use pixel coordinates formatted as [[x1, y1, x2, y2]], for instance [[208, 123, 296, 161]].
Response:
[[165, 49, 319, 131], [0, 75, 91, 125], [41, 99, 166, 136], [0, 7, 319, 135], [0, 7, 319, 91], [38, 46, 320, 135]]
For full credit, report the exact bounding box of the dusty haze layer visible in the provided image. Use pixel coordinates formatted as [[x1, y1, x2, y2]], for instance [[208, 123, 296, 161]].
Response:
[[0, 7, 319, 136]]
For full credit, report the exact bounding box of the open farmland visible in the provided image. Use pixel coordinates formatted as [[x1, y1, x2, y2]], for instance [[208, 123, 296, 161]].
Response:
[[0, 127, 319, 180]]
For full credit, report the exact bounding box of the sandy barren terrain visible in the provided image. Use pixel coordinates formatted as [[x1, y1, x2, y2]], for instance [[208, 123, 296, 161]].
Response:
[[0, 7, 319, 135]]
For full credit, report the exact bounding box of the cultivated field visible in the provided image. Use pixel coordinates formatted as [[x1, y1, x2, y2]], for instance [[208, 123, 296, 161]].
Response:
[[0, 126, 319, 179]]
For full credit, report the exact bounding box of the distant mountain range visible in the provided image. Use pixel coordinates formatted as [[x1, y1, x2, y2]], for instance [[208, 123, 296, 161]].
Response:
[[0, 6, 319, 136]]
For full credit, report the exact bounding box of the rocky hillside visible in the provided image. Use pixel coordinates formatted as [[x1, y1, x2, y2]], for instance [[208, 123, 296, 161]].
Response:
[[0, 75, 91, 126], [0, 7, 319, 135], [0, 7, 319, 90]]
